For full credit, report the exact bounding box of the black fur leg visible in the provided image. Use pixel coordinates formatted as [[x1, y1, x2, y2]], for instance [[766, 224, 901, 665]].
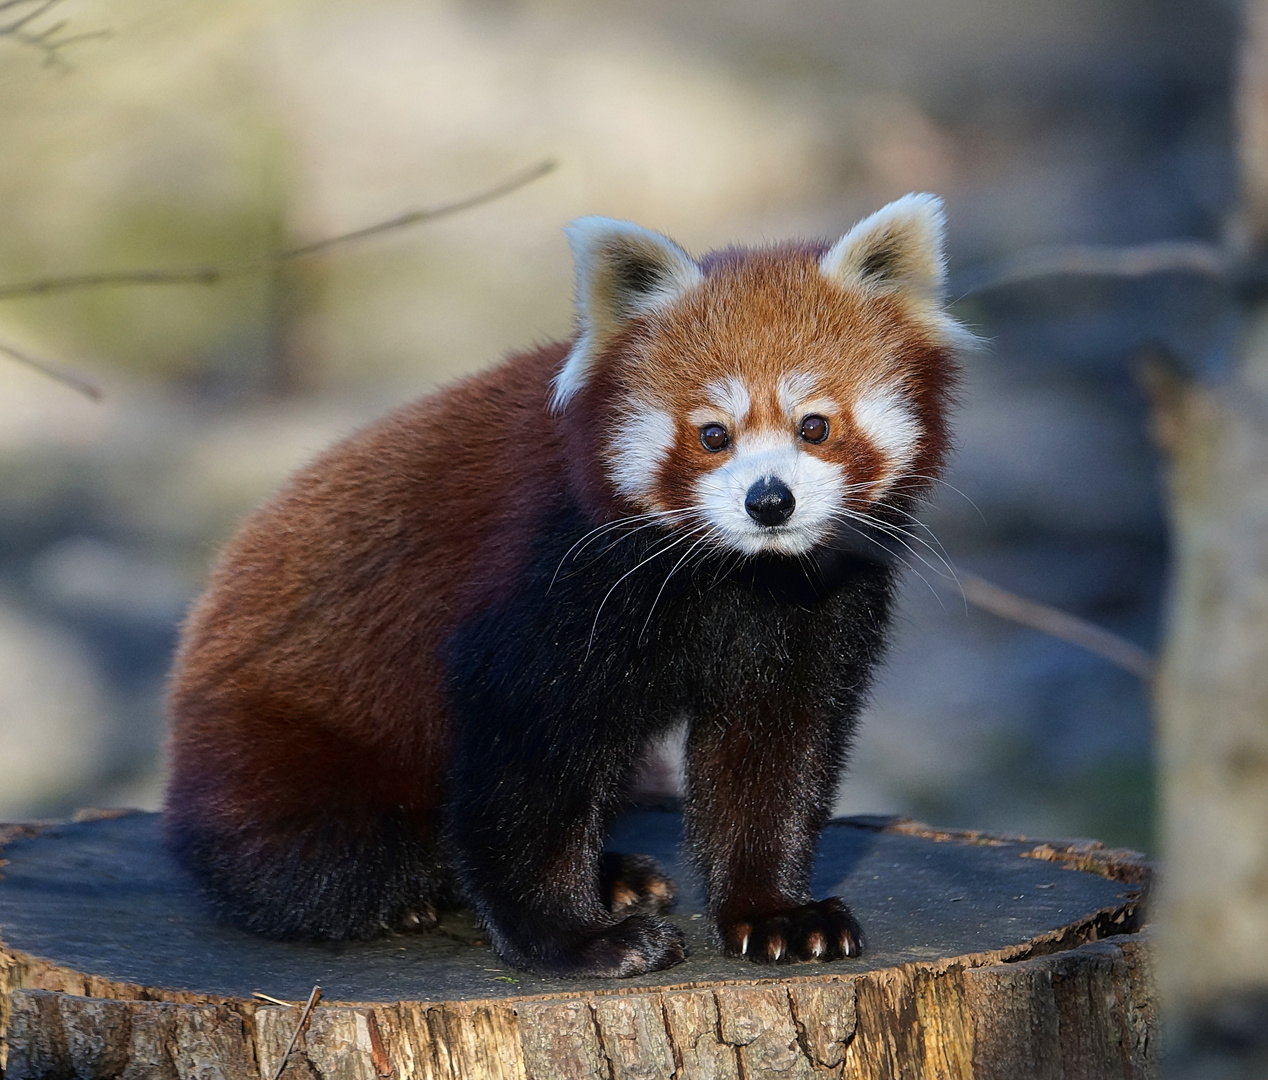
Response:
[[677, 556, 893, 968], [443, 509, 894, 977], [443, 513, 702, 977], [600, 853, 676, 917], [446, 736, 690, 976], [164, 806, 450, 942], [720, 897, 863, 963]]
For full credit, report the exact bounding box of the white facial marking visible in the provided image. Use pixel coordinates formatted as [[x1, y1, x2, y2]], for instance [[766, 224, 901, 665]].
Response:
[[607, 404, 676, 505], [694, 429, 845, 556], [777, 371, 820, 416], [853, 385, 921, 478], [688, 406, 725, 427], [706, 376, 751, 422]]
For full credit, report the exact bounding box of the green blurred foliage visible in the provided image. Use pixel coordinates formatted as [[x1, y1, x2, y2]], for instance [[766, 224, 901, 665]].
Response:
[[0, 0, 299, 388]]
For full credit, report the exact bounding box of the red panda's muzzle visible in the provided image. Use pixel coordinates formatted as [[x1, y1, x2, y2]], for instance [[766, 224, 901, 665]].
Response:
[[744, 477, 796, 527]]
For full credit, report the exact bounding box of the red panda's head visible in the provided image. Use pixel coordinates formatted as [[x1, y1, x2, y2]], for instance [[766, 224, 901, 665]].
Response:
[[552, 197, 971, 558]]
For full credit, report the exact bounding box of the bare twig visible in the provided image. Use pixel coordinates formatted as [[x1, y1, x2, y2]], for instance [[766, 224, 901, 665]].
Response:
[[0, 159, 558, 300], [958, 570, 1156, 680], [0, 0, 59, 35], [269, 984, 321, 1080], [956, 239, 1227, 297], [0, 0, 110, 68], [0, 338, 103, 400]]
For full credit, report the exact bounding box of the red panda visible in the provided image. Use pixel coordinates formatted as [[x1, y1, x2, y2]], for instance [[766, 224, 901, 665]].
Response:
[[164, 195, 967, 978]]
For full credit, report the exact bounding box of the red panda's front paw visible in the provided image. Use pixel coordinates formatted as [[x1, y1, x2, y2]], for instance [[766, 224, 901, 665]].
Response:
[[564, 915, 687, 977], [720, 897, 864, 963]]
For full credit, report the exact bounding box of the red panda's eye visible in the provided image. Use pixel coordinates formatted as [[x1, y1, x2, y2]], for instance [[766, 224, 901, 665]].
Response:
[[799, 414, 829, 444], [699, 424, 731, 452]]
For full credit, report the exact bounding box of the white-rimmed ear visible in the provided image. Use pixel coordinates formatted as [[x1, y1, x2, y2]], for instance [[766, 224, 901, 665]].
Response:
[[820, 193, 948, 305], [550, 218, 703, 411]]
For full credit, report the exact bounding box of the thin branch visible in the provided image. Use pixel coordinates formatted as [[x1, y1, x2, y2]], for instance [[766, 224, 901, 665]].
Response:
[[0, 158, 558, 301], [956, 238, 1227, 297], [0, 0, 109, 68], [0, 338, 103, 400], [958, 570, 1156, 681], [0, 0, 59, 35], [269, 984, 321, 1080]]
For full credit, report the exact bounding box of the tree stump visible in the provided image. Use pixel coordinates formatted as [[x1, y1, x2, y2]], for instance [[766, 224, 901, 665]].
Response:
[[0, 809, 1153, 1079]]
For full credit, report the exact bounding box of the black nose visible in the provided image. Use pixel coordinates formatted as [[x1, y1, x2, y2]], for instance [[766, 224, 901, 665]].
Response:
[[745, 477, 795, 527]]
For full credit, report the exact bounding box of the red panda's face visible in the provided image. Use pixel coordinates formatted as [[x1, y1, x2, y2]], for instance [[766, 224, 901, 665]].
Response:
[[553, 199, 968, 559], [599, 258, 951, 557]]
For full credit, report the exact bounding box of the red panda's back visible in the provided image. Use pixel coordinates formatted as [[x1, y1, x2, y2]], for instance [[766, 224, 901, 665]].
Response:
[[166, 342, 569, 849]]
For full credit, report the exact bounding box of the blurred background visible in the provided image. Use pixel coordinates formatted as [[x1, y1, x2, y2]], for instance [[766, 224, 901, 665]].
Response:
[[0, 0, 1240, 852]]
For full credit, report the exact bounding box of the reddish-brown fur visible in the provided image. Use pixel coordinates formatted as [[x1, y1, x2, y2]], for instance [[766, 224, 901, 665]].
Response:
[[170, 250, 950, 831], [165, 211, 960, 971], [168, 343, 580, 841]]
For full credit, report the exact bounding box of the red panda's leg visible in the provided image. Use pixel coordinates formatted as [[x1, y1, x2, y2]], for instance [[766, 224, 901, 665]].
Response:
[[683, 709, 864, 963], [164, 703, 450, 941], [447, 734, 686, 977]]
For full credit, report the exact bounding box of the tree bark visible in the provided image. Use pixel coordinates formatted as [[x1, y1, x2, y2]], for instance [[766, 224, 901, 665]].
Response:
[[0, 812, 1153, 1079], [1148, 0, 1268, 1041]]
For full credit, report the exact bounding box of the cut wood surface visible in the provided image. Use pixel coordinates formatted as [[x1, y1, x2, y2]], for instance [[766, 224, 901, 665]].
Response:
[[0, 809, 1153, 1079]]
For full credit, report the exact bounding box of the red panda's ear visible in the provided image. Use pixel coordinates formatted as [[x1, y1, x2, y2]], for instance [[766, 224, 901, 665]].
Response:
[[551, 218, 702, 411], [821, 194, 975, 352], [820, 193, 948, 305]]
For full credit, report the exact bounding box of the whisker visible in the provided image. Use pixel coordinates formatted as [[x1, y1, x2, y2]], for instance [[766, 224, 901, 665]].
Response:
[[789, 471, 962, 590], [881, 506, 953, 556], [585, 530, 701, 657], [892, 473, 987, 523], [553, 514, 657, 577], [868, 517, 959, 582], [814, 495, 955, 570], [638, 528, 718, 643], [828, 506, 958, 584], [822, 511, 947, 610], [825, 515, 921, 577], [591, 511, 697, 559], [707, 547, 745, 590], [577, 508, 695, 557], [550, 507, 696, 590], [870, 505, 963, 606]]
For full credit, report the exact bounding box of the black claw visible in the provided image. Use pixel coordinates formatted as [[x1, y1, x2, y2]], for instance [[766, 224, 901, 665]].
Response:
[[395, 902, 439, 932], [721, 898, 863, 964], [600, 852, 677, 916]]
